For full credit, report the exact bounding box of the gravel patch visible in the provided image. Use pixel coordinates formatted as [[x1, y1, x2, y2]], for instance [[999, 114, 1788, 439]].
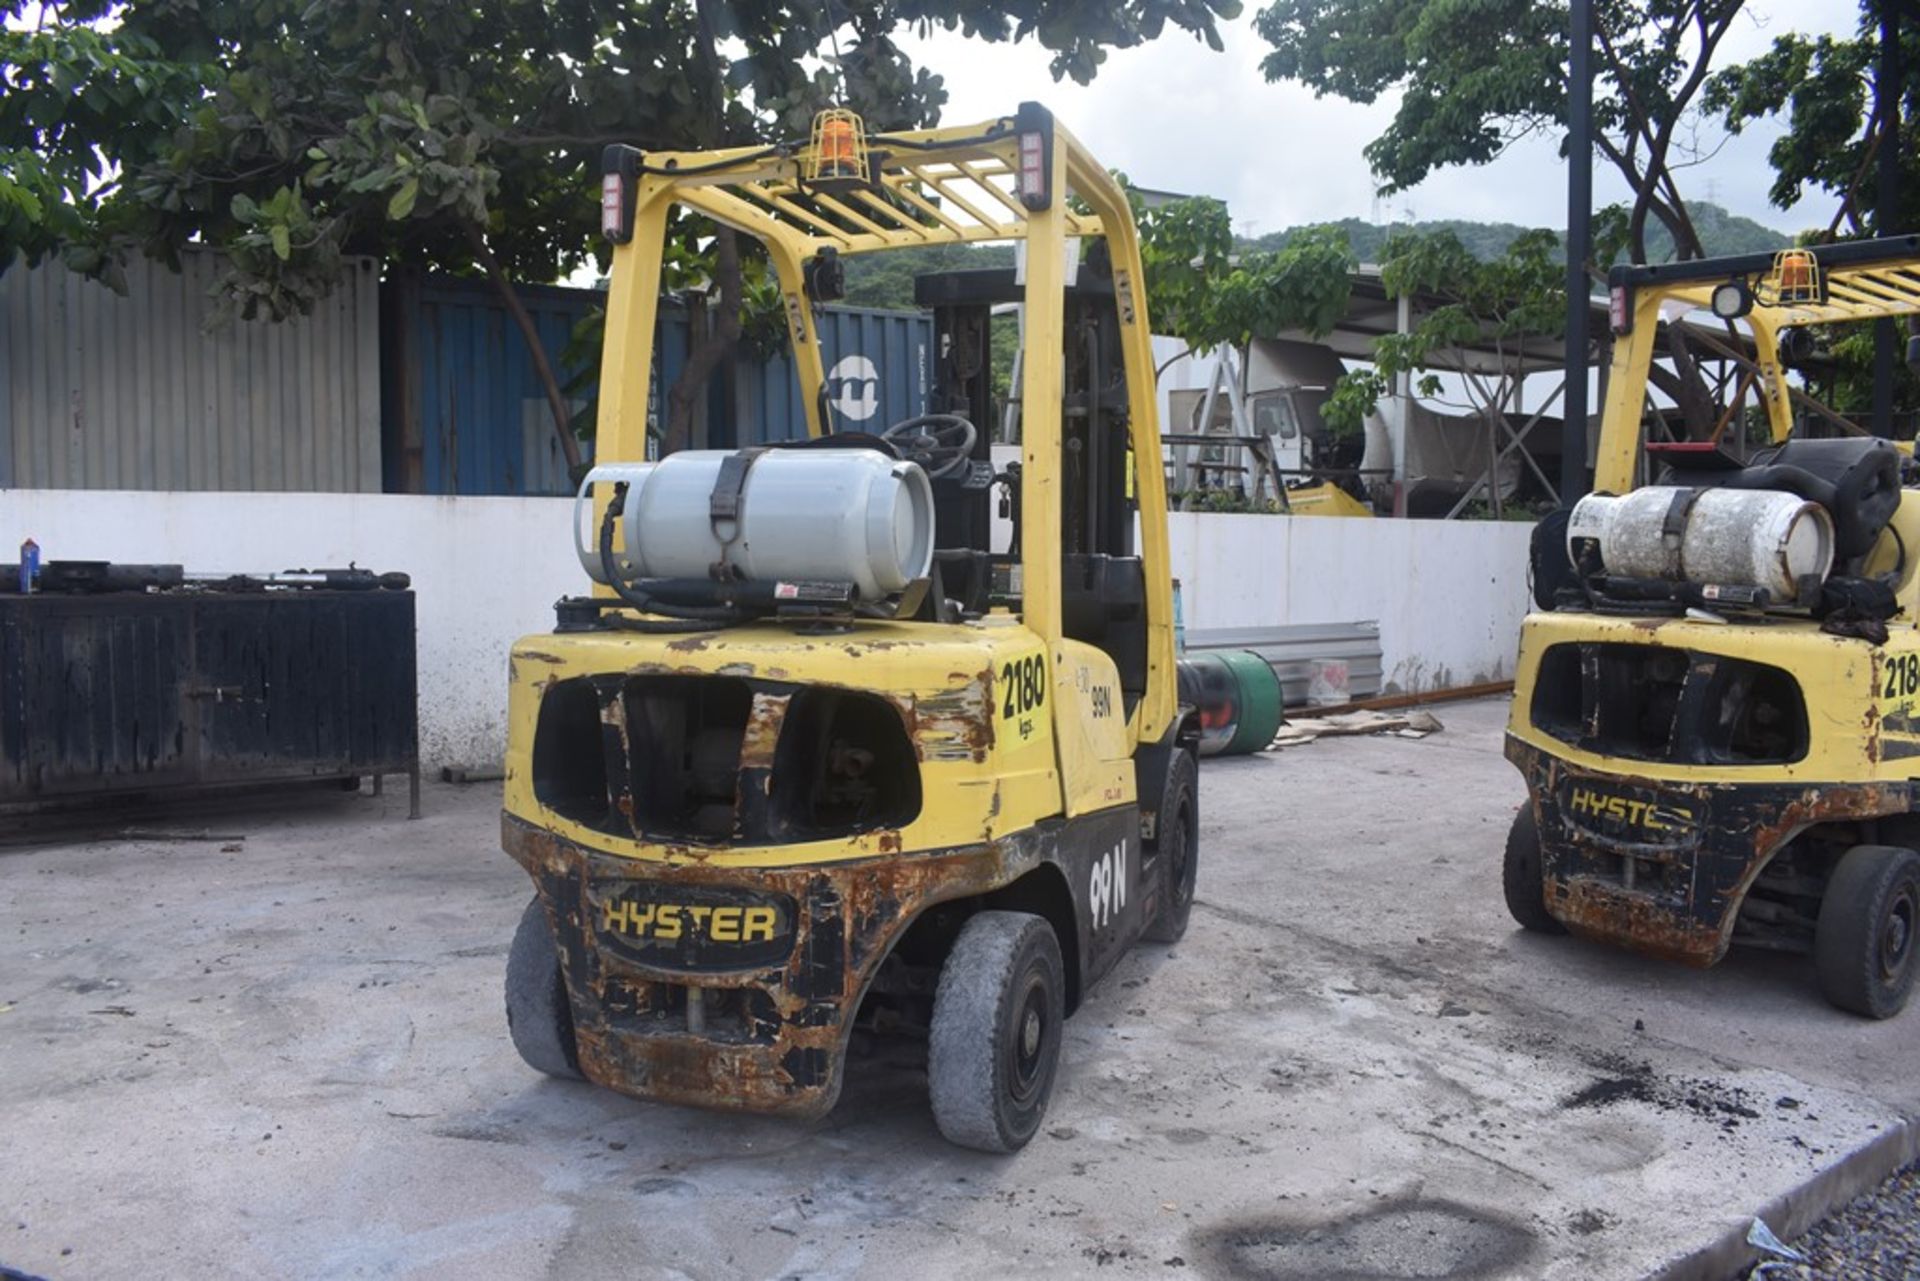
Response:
[[1751, 1161, 1920, 1279]]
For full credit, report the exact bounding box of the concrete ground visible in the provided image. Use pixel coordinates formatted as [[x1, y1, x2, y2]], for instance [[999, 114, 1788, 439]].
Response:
[[3, 696, 1916, 1281]]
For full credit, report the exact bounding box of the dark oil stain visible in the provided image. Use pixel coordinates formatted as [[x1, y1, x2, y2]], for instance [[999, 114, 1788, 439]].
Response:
[[1194, 1197, 1536, 1281], [631, 1176, 698, 1197], [1566, 1208, 1610, 1237], [429, 1122, 525, 1146], [1560, 1052, 1761, 1133]]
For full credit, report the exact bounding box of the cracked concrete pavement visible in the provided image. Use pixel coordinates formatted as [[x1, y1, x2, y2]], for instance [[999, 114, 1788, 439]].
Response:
[[3, 697, 1915, 1280]]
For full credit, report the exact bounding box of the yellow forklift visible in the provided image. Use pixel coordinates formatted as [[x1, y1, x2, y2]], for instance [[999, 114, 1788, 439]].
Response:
[[1506, 236, 1920, 1017], [497, 105, 1199, 1150]]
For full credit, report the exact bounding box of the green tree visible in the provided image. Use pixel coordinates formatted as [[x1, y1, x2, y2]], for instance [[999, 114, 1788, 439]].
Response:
[[1131, 182, 1570, 507], [1321, 229, 1562, 407], [1254, 0, 1750, 263], [3, 0, 1239, 468], [1132, 190, 1358, 352], [6, 0, 674, 472], [0, 24, 206, 289], [1323, 229, 1567, 514], [1705, 1, 1920, 423], [1704, 10, 1903, 237]]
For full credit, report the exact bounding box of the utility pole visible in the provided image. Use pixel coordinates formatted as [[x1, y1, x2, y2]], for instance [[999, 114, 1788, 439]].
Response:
[[1873, 0, 1903, 438], [1561, 0, 1593, 502]]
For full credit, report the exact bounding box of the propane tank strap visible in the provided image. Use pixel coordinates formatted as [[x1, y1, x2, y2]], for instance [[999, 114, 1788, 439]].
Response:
[[709, 448, 768, 524], [708, 448, 768, 579], [1660, 487, 1701, 577]]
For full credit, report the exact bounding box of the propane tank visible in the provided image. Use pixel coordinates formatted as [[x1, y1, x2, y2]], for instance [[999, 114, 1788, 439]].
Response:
[[1567, 487, 1834, 600], [574, 449, 935, 602]]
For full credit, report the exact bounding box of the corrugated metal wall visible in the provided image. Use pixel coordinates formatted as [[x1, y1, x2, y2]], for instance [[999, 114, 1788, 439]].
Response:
[[3, 260, 932, 498], [1, 249, 382, 491], [732, 307, 932, 446]]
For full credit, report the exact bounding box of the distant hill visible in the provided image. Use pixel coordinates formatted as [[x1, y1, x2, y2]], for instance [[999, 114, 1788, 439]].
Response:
[[1240, 202, 1792, 264], [838, 202, 1795, 312], [841, 243, 1016, 310]]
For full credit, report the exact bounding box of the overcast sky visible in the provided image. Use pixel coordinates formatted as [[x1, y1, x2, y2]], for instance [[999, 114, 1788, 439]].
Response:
[[896, 0, 1866, 238]]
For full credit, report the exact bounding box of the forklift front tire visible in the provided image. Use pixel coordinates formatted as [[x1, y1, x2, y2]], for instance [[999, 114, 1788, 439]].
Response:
[[928, 911, 1065, 1153], [1143, 749, 1199, 944], [1503, 805, 1566, 935], [1815, 844, 1920, 1020], [506, 897, 584, 1079]]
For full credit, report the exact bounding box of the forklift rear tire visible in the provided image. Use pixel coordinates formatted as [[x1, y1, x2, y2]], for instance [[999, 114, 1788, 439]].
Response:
[[506, 897, 583, 1079], [1143, 749, 1199, 944], [1815, 844, 1920, 1019], [1503, 805, 1566, 935], [928, 911, 1065, 1153]]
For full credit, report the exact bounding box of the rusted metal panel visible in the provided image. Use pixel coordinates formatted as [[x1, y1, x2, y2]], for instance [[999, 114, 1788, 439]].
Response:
[[1508, 736, 1912, 965], [0, 588, 417, 806], [2, 249, 382, 492]]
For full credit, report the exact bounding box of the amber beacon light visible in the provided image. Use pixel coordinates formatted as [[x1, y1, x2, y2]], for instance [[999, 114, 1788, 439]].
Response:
[[806, 108, 868, 193]]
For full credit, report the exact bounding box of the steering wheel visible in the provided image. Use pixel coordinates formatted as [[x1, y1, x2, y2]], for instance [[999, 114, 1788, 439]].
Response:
[[880, 414, 979, 481]]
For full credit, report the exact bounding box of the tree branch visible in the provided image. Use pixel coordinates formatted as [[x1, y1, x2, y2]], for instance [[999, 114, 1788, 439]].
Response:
[[664, 227, 744, 452], [466, 220, 583, 474]]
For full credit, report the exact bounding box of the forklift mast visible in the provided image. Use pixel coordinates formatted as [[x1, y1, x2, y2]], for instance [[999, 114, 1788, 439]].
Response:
[[588, 101, 1176, 750], [914, 259, 1146, 712], [914, 262, 1136, 560]]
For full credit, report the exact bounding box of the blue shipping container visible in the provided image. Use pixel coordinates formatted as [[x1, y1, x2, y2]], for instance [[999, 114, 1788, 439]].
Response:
[[384, 274, 705, 497], [729, 307, 933, 446], [384, 275, 932, 495]]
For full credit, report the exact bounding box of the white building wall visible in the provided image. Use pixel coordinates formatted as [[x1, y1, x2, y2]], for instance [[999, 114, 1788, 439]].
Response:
[[7, 492, 1532, 768], [1168, 512, 1533, 693]]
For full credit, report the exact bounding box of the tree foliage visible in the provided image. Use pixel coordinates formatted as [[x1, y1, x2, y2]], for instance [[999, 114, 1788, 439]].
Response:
[[1254, 0, 1750, 262], [0, 24, 207, 286], [1706, 2, 1920, 424], [1126, 177, 1567, 479], [1704, 8, 1912, 237], [839, 242, 1013, 309], [2, 0, 1239, 465], [1132, 191, 1357, 350], [1242, 201, 1788, 264], [1320, 227, 1565, 435]]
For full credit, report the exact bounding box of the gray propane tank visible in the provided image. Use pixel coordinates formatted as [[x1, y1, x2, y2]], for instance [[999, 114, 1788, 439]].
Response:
[[574, 448, 935, 602], [1567, 486, 1835, 599]]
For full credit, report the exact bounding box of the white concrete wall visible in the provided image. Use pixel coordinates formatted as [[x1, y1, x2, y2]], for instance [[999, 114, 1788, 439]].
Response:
[[6, 491, 1533, 767], [1169, 512, 1534, 693]]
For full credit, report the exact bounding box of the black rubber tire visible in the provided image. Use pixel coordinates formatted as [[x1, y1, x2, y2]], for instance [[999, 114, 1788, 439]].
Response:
[[1503, 804, 1566, 935], [928, 911, 1065, 1153], [1815, 844, 1920, 1019], [505, 897, 583, 1079], [1143, 749, 1200, 944]]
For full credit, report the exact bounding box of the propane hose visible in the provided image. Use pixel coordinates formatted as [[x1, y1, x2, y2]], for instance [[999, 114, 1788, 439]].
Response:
[[596, 484, 746, 631]]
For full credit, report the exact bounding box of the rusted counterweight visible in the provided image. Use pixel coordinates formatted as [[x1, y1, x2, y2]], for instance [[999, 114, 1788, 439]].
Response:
[[1507, 738, 1914, 965], [504, 815, 1046, 1117]]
